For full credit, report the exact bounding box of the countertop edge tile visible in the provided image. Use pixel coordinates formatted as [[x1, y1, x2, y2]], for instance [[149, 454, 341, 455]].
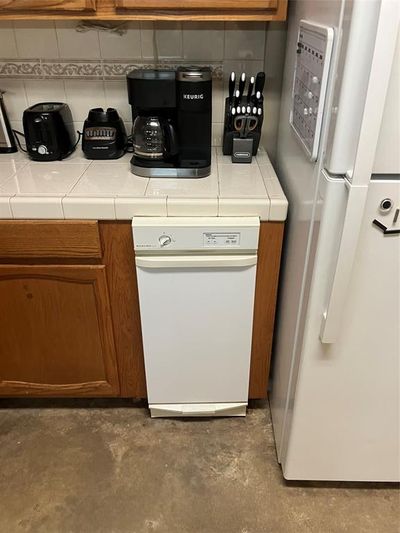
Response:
[[218, 197, 270, 221], [62, 197, 116, 220], [10, 196, 64, 219], [261, 166, 288, 222], [115, 197, 167, 218], [263, 181, 288, 221], [0, 196, 13, 219], [167, 197, 218, 217]]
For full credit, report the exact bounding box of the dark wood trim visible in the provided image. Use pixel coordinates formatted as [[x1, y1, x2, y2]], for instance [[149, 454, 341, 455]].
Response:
[[249, 221, 284, 398], [0, 0, 287, 20], [0, 0, 96, 12], [0, 380, 115, 397], [116, 0, 278, 10], [99, 221, 147, 398]]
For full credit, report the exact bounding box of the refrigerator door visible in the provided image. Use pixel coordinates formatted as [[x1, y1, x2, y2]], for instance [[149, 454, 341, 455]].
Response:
[[271, 0, 400, 478], [282, 176, 400, 481], [324, 0, 381, 176], [320, 0, 399, 342], [271, 0, 345, 457]]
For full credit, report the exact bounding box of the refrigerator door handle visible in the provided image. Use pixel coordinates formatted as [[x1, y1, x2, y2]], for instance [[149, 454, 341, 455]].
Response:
[[320, 179, 368, 343]]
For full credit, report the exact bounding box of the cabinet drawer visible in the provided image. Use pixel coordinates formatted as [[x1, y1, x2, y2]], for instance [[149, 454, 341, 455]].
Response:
[[116, 0, 277, 9], [0, 220, 102, 259], [0, 0, 96, 12]]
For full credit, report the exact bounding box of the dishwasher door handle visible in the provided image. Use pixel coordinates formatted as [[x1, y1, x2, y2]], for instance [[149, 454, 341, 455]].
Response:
[[135, 254, 257, 269]]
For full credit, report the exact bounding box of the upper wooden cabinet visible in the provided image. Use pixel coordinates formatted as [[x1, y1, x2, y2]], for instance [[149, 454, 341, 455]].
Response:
[[117, 0, 278, 10], [0, 0, 287, 20], [0, 0, 96, 12]]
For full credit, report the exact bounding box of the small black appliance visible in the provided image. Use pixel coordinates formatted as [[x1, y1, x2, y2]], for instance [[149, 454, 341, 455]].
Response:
[[0, 90, 17, 153], [23, 102, 76, 161], [127, 67, 212, 178], [82, 107, 127, 160]]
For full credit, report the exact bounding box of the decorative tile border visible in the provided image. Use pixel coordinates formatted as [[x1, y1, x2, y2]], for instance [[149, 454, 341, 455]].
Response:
[[41, 60, 103, 79], [102, 61, 162, 79], [0, 59, 223, 80], [0, 60, 41, 79]]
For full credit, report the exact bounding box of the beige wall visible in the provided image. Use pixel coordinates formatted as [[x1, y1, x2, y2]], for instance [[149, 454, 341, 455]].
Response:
[[373, 26, 400, 175], [0, 21, 268, 146], [261, 21, 287, 165]]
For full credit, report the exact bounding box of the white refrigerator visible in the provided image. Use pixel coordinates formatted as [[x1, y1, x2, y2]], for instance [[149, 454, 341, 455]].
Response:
[[270, 0, 400, 481]]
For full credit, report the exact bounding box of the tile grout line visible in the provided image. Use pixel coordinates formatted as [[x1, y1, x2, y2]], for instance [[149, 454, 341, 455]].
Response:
[[65, 160, 93, 196], [12, 20, 22, 60], [53, 20, 61, 62], [11, 21, 19, 58], [138, 20, 145, 61], [143, 177, 151, 198]]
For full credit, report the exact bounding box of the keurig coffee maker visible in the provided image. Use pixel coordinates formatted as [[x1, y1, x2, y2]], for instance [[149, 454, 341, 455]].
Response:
[[127, 67, 212, 178]]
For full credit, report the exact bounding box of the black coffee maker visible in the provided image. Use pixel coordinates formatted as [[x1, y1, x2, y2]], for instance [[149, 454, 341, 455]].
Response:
[[127, 67, 212, 178]]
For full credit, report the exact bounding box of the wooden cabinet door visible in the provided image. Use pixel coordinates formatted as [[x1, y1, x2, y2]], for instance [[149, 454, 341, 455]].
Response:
[[0, 265, 120, 397], [0, 0, 96, 12], [116, 0, 277, 9]]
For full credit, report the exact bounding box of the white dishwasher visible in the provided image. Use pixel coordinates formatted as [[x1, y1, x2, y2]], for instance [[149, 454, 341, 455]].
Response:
[[132, 217, 260, 417]]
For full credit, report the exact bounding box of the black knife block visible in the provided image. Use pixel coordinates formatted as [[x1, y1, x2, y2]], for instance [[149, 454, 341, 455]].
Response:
[[222, 97, 263, 156]]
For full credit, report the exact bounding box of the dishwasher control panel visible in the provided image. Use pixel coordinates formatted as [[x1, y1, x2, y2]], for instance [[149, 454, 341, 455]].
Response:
[[203, 232, 240, 247], [132, 217, 259, 253]]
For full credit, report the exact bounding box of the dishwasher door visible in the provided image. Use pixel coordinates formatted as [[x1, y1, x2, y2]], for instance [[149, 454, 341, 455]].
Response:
[[135, 254, 257, 417]]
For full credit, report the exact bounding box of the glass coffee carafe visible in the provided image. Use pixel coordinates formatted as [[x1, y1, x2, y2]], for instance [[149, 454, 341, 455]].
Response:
[[132, 115, 178, 161]]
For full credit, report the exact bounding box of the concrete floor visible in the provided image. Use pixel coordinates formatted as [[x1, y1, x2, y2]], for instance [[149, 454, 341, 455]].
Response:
[[0, 399, 398, 533]]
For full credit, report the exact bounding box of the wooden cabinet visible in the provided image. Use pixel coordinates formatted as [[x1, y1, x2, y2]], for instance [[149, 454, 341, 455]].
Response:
[[0, 219, 102, 259], [0, 219, 283, 399], [0, 265, 120, 396], [0, 0, 287, 20], [0, 220, 146, 398], [0, 0, 96, 12]]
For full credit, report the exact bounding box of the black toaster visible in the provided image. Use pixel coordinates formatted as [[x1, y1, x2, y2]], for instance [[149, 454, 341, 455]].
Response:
[[23, 102, 76, 161], [82, 108, 127, 160]]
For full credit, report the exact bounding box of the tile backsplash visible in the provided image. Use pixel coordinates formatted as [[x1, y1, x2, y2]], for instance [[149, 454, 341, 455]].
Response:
[[0, 20, 267, 146]]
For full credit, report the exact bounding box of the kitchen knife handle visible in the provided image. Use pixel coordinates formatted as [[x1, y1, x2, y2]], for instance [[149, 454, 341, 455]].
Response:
[[238, 72, 246, 98], [247, 76, 255, 103], [255, 72, 265, 95], [229, 71, 235, 101]]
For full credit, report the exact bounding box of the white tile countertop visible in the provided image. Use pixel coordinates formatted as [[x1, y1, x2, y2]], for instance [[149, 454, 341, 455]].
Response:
[[0, 148, 287, 221]]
